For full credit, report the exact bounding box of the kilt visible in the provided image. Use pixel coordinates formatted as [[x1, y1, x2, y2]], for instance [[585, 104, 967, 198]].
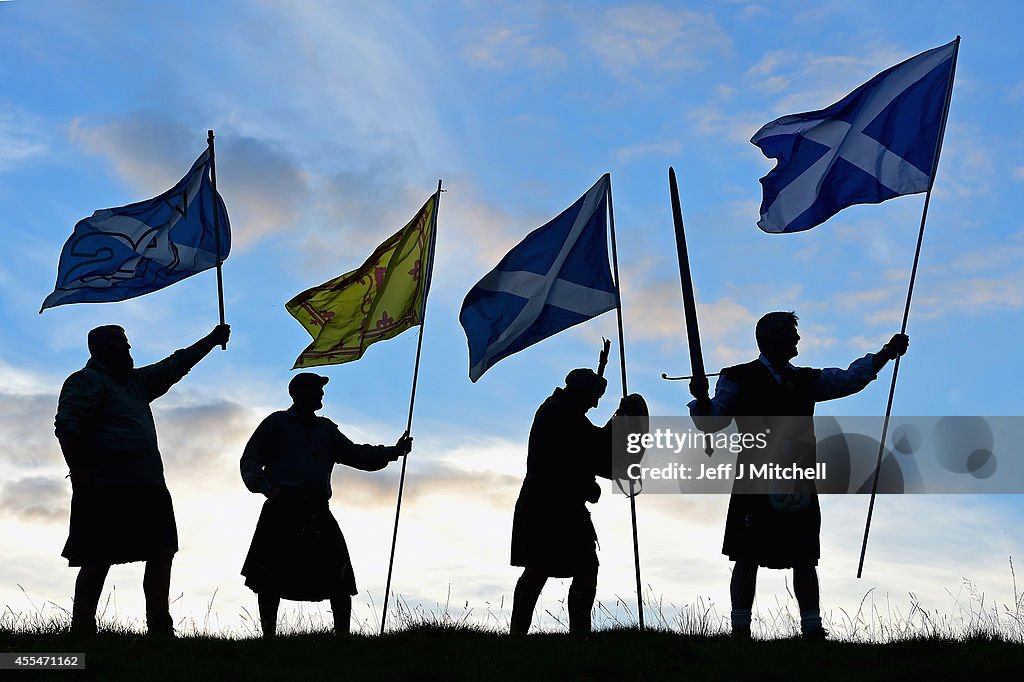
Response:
[[510, 491, 599, 578], [722, 493, 821, 569], [62, 483, 178, 567], [241, 494, 356, 600]]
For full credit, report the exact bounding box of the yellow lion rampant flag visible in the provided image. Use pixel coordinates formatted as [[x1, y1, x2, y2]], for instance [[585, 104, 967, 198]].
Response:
[[286, 194, 437, 368]]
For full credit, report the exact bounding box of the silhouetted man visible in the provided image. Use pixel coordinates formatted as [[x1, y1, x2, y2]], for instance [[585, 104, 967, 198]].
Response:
[[510, 368, 645, 635], [240, 372, 411, 637], [55, 323, 231, 637], [689, 311, 908, 640]]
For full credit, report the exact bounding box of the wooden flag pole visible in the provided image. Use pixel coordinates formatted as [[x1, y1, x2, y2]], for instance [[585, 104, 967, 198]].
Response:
[[857, 36, 960, 578], [606, 173, 645, 631], [207, 129, 227, 350], [381, 179, 443, 634]]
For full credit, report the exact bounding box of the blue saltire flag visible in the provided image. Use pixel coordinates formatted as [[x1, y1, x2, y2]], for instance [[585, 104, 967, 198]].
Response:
[[40, 148, 230, 311], [460, 174, 618, 382], [751, 38, 957, 234]]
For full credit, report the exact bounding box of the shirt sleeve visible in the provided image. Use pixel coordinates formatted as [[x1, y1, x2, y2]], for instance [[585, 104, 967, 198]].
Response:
[[686, 374, 738, 433], [134, 346, 207, 402], [240, 417, 274, 495], [54, 370, 104, 440], [331, 427, 396, 471], [816, 353, 879, 401]]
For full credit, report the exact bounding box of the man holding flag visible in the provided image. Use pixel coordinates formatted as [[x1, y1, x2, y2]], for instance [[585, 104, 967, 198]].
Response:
[[748, 38, 958, 576], [47, 135, 233, 639], [239, 373, 411, 637], [282, 185, 441, 633], [510, 367, 646, 635], [689, 313, 908, 639], [55, 323, 230, 638]]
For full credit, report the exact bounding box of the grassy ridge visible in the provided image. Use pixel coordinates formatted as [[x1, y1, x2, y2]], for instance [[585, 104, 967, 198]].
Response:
[[2, 625, 1024, 681]]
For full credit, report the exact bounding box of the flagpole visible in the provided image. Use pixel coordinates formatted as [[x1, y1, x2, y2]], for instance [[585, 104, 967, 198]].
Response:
[[605, 174, 645, 631], [207, 129, 227, 350], [857, 36, 960, 579], [381, 179, 442, 634]]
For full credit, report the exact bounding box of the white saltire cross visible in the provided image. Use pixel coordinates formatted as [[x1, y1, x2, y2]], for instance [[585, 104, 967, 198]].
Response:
[[754, 42, 955, 233], [469, 175, 617, 380]]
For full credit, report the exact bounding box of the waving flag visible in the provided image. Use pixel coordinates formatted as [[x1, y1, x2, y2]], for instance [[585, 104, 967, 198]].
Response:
[[40, 148, 230, 311], [286, 195, 437, 369], [752, 39, 957, 234], [460, 174, 617, 382]]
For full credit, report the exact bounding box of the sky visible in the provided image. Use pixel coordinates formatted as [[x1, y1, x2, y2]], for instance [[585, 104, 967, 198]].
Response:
[[1, 0, 1023, 638]]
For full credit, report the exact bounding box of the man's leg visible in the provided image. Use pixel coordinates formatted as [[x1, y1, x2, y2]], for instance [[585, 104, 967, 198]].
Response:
[[793, 563, 825, 637], [72, 563, 110, 635], [510, 568, 547, 635], [258, 593, 281, 638], [567, 565, 598, 635], [329, 593, 352, 636], [730, 560, 758, 638], [143, 552, 174, 635]]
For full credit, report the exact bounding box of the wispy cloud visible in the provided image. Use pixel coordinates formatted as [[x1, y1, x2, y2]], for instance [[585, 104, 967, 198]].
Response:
[[614, 140, 683, 164], [580, 5, 733, 82], [68, 114, 311, 249], [0, 111, 48, 171], [0, 476, 68, 523], [461, 26, 567, 70]]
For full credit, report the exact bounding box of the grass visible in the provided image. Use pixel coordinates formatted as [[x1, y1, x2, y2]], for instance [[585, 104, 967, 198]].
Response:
[[1, 621, 1023, 681], [2, 560, 1023, 680]]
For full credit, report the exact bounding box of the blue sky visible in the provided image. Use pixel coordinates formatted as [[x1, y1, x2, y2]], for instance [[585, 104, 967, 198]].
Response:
[[1, 0, 1022, 636]]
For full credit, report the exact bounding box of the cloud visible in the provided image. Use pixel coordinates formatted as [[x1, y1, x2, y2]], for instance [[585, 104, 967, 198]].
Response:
[[155, 399, 263, 485], [461, 26, 567, 70], [0, 476, 69, 523], [0, 391, 62, 469], [607, 269, 757, 367], [427, 180, 552, 290], [766, 47, 910, 115], [746, 49, 796, 77], [688, 104, 767, 146], [691, 41, 925, 155], [0, 112, 48, 171], [216, 137, 311, 246], [781, 239, 1024, 329], [614, 140, 683, 164], [581, 5, 732, 82], [739, 4, 768, 20], [69, 115, 197, 190], [934, 122, 996, 199], [68, 114, 311, 248], [335, 461, 522, 512], [912, 269, 1024, 319], [297, 150, 428, 271]]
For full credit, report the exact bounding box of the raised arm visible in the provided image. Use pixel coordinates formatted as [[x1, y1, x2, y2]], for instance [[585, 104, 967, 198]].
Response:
[[135, 325, 231, 401]]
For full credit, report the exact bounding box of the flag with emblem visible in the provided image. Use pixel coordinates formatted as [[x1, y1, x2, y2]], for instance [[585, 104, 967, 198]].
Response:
[[459, 174, 617, 382], [286, 194, 437, 368], [40, 147, 230, 311]]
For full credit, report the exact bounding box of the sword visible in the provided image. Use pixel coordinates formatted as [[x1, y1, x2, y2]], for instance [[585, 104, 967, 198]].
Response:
[[668, 167, 713, 456]]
